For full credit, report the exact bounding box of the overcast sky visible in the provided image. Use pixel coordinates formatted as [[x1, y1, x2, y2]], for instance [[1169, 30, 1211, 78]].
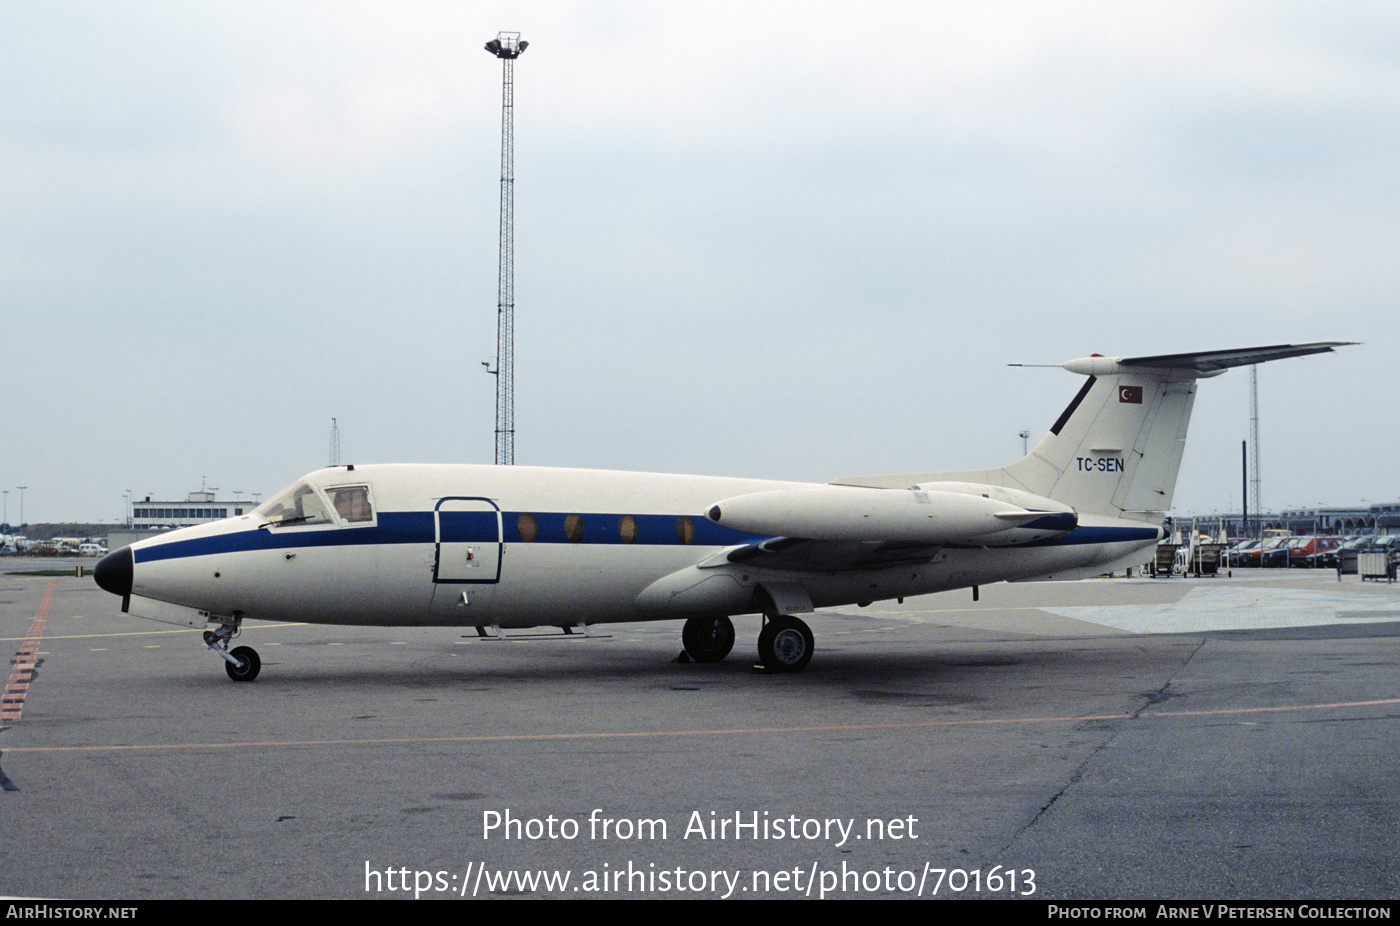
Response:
[[3, 1, 1395, 525]]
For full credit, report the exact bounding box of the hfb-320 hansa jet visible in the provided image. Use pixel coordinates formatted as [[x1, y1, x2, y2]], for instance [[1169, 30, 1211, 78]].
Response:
[[95, 342, 1349, 680]]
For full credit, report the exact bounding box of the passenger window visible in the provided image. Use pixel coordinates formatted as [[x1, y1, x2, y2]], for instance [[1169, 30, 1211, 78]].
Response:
[[619, 515, 638, 544], [517, 513, 538, 542], [564, 514, 585, 543], [677, 516, 695, 545], [326, 485, 373, 523]]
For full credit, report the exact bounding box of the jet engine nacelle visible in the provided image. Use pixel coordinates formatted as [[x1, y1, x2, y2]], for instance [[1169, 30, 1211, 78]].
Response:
[[908, 481, 1078, 545], [707, 482, 1076, 545]]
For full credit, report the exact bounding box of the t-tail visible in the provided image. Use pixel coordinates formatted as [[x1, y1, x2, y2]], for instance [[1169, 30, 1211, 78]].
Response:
[[834, 342, 1354, 522]]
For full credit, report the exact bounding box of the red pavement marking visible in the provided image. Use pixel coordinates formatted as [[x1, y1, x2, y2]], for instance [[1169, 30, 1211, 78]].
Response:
[[2, 578, 55, 723]]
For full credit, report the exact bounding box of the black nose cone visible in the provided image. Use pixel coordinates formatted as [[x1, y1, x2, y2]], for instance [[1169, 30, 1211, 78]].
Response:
[[95, 546, 133, 599]]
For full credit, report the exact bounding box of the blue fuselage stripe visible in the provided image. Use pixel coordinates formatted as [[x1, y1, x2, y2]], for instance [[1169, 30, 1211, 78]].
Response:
[[133, 513, 1156, 564], [945, 525, 1159, 549], [133, 512, 772, 563]]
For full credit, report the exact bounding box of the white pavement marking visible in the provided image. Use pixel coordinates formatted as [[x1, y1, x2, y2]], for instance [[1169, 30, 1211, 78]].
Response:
[[1042, 584, 1400, 633]]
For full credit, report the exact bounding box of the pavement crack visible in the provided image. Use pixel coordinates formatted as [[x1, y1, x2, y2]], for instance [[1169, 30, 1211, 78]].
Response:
[[1131, 638, 1205, 720], [1007, 637, 1208, 849], [1018, 739, 1103, 838]]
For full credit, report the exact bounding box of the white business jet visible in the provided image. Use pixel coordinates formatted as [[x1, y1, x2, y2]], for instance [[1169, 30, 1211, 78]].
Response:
[[94, 342, 1348, 680]]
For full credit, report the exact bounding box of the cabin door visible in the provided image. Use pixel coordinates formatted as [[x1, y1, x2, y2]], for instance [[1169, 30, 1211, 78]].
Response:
[[433, 497, 502, 583], [430, 497, 502, 620]]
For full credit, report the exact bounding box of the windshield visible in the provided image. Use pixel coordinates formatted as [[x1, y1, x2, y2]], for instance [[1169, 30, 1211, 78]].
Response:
[[254, 481, 332, 527]]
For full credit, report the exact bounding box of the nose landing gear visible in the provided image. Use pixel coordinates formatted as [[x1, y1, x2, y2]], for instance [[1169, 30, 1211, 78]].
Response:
[[203, 614, 261, 682], [223, 646, 261, 681]]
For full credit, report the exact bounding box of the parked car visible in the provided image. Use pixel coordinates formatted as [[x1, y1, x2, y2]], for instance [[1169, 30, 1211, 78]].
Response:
[[1260, 537, 1296, 567], [1237, 537, 1287, 567], [1226, 539, 1261, 567], [1363, 536, 1400, 558], [1293, 536, 1342, 568], [1341, 536, 1378, 555], [1243, 537, 1282, 565]]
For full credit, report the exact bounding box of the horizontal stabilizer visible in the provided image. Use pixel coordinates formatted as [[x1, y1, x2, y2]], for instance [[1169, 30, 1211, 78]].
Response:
[[1117, 341, 1356, 373]]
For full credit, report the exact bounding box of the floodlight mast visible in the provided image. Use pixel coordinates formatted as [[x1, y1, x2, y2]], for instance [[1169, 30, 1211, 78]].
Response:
[[486, 32, 526, 465], [1249, 364, 1261, 534]]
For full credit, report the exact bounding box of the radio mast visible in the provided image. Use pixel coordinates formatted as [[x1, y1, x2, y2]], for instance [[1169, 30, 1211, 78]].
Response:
[[485, 32, 527, 465]]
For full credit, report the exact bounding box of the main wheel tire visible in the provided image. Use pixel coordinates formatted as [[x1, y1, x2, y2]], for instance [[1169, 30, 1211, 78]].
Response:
[[682, 615, 736, 662], [226, 645, 261, 682], [757, 616, 813, 672]]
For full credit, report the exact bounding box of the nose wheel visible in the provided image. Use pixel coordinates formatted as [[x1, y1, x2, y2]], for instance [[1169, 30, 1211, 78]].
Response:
[[203, 615, 261, 682], [224, 646, 261, 681]]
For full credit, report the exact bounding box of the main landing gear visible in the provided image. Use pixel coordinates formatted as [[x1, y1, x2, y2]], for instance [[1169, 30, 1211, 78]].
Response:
[[681, 615, 736, 662], [203, 614, 261, 682], [679, 612, 813, 673], [757, 615, 813, 673]]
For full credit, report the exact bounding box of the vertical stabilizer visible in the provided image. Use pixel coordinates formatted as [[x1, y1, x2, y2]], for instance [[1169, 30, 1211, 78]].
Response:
[[833, 342, 1353, 522], [999, 359, 1197, 520]]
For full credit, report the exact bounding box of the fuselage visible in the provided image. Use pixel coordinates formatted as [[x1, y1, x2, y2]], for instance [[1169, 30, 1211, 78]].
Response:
[[97, 463, 1161, 630]]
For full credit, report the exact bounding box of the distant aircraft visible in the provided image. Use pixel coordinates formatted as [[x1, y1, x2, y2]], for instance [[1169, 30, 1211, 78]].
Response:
[[95, 342, 1349, 680]]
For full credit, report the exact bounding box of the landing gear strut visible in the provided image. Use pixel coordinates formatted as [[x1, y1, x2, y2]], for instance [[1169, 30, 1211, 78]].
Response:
[[681, 615, 736, 662], [203, 614, 261, 682], [757, 615, 813, 673]]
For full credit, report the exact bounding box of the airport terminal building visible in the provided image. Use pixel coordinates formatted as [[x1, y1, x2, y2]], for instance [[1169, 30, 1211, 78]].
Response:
[[131, 491, 255, 529], [105, 491, 257, 551], [1197, 502, 1400, 537]]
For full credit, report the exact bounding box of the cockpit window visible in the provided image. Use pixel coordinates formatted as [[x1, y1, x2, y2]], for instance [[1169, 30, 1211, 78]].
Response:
[[326, 485, 373, 523], [255, 482, 332, 527]]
